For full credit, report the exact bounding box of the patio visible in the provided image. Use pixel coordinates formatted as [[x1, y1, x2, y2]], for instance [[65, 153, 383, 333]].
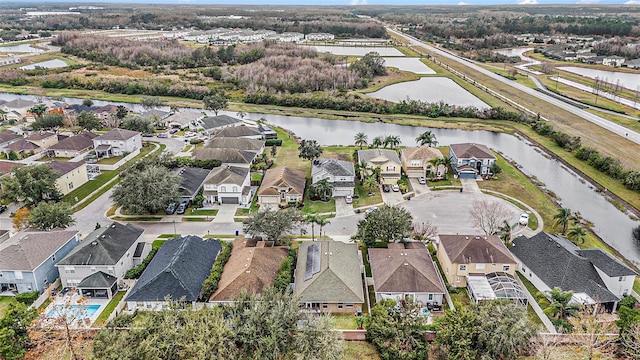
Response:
[[39, 290, 109, 328]]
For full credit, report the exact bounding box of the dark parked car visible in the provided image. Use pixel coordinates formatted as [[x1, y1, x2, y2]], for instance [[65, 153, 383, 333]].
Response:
[[165, 203, 177, 215], [382, 184, 391, 192], [0, 205, 7, 214]]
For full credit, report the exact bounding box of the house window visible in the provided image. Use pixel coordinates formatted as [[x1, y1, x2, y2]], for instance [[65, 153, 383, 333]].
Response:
[[322, 303, 328, 309], [503, 265, 510, 272], [14, 271, 23, 280], [459, 265, 466, 271], [619, 276, 625, 282], [522, 267, 527, 273], [68, 182, 73, 190], [456, 277, 461, 283], [108, 267, 114, 274], [220, 186, 226, 192], [476, 264, 485, 270], [346, 304, 354, 308], [64, 267, 75, 274], [428, 294, 433, 301], [91, 267, 96, 272], [337, 303, 344, 309], [233, 186, 238, 192], [386, 165, 395, 171], [410, 160, 420, 166], [290, 196, 298, 201]]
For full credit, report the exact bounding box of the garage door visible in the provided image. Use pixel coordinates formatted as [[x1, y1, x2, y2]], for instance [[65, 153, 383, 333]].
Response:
[[458, 172, 477, 179], [221, 197, 239, 204]]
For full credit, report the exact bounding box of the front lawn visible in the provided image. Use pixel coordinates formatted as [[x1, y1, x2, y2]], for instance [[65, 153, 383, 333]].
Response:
[[353, 183, 382, 208], [182, 217, 210, 222], [188, 209, 218, 216]]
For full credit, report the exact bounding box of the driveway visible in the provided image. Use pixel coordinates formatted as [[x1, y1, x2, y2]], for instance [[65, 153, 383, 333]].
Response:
[[212, 204, 237, 223], [460, 178, 481, 193], [408, 178, 430, 195], [381, 188, 404, 206], [334, 197, 354, 217]]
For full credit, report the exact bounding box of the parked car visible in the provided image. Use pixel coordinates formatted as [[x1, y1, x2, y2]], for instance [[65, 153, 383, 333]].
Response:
[[519, 213, 530, 226], [365, 206, 379, 215], [0, 205, 7, 214], [391, 184, 400, 192], [157, 133, 168, 138], [382, 184, 391, 192], [169, 128, 180, 134], [345, 195, 353, 204], [142, 133, 153, 137], [418, 176, 426, 185], [184, 132, 197, 138], [165, 203, 177, 215], [176, 200, 189, 215]]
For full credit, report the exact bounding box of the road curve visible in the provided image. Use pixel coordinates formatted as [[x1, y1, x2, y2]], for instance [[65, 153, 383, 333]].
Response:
[[387, 28, 640, 145]]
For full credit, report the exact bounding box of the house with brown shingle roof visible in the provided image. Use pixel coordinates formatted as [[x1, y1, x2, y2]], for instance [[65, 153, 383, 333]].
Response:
[[449, 143, 496, 179], [209, 239, 288, 303], [202, 165, 252, 205], [0, 130, 22, 150], [257, 167, 306, 205], [0, 229, 80, 294], [357, 149, 401, 185], [437, 234, 516, 287], [369, 242, 447, 307], [47, 131, 97, 158], [3, 131, 59, 158], [400, 146, 446, 179], [0, 160, 23, 176]]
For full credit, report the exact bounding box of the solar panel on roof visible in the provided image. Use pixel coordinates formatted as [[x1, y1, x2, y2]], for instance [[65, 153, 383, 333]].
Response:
[[311, 244, 321, 275], [304, 244, 321, 281]]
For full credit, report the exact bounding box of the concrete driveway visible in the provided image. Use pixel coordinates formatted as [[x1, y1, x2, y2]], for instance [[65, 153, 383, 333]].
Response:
[[334, 197, 354, 217], [212, 204, 237, 223], [409, 178, 430, 195], [381, 188, 404, 206]]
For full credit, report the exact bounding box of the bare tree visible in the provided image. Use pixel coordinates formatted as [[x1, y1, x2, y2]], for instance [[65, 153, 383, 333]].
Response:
[[411, 221, 439, 242], [620, 323, 640, 359], [534, 334, 562, 360], [29, 301, 92, 360], [469, 199, 512, 235], [568, 306, 617, 360]]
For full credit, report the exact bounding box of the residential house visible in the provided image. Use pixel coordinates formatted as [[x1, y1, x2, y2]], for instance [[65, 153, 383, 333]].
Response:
[[202, 165, 252, 205], [449, 143, 496, 179], [1, 99, 38, 122], [93, 128, 142, 158], [400, 146, 446, 178], [192, 148, 260, 166], [257, 167, 306, 205], [48, 161, 89, 195], [140, 109, 170, 126], [209, 239, 288, 303], [63, 104, 95, 118], [622, 58, 640, 69], [305, 33, 335, 41], [602, 55, 625, 67], [0, 160, 23, 177], [311, 158, 355, 197], [212, 125, 263, 139], [357, 149, 401, 185], [258, 124, 277, 140], [199, 115, 244, 135], [47, 131, 97, 158], [3, 131, 59, 158], [294, 241, 364, 313], [56, 222, 145, 289], [76, 271, 119, 299], [511, 233, 636, 311], [174, 167, 211, 203], [125, 236, 221, 311], [92, 104, 123, 125], [369, 242, 447, 308], [0, 229, 80, 294], [165, 110, 204, 130], [0, 130, 22, 150], [205, 137, 265, 154], [437, 234, 517, 288]]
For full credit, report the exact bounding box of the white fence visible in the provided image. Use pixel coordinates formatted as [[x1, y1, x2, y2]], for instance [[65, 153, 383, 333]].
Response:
[[30, 278, 61, 310], [97, 148, 140, 171]]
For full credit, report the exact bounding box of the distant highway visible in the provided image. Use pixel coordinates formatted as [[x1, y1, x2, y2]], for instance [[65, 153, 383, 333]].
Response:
[[387, 28, 640, 146]]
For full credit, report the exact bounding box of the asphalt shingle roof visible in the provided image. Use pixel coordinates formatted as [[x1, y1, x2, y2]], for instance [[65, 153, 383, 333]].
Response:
[[205, 137, 264, 151], [357, 149, 400, 165], [48, 131, 97, 151], [401, 146, 443, 161], [57, 223, 144, 266], [200, 115, 243, 130], [0, 160, 23, 175], [449, 143, 495, 160], [0, 130, 21, 144], [312, 158, 354, 178], [213, 126, 262, 138], [94, 128, 140, 141], [78, 271, 117, 288], [259, 167, 306, 196], [0, 229, 78, 271], [192, 148, 258, 164], [125, 236, 221, 302], [174, 167, 211, 198], [576, 249, 637, 277], [204, 165, 248, 186], [439, 234, 516, 265], [47, 161, 84, 177]]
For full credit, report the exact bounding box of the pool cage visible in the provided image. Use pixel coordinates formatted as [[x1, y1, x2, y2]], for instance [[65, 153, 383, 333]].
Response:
[[466, 272, 528, 306]]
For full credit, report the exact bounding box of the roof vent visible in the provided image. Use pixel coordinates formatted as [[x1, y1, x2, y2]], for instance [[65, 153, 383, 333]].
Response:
[[403, 262, 409, 266], [475, 236, 480, 240], [465, 236, 469, 240], [111, 224, 116, 228]]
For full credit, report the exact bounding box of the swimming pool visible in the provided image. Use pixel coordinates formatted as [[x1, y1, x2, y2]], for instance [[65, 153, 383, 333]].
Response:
[[46, 304, 101, 319]]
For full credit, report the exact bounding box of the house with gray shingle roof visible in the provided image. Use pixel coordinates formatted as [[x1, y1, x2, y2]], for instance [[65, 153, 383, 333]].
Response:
[[77, 271, 119, 299], [202, 165, 252, 205], [92, 128, 142, 158], [0, 229, 80, 294], [294, 241, 364, 313], [311, 158, 355, 197], [165, 110, 204, 130], [205, 137, 265, 152], [449, 143, 496, 179], [212, 125, 263, 139], [357, 149, 401, 185], [192, 148, 259, 166], [126, 236, 221, 311], [47, 131, 97, 158], [56, 222, 145, 288], [511, 232, 636, 311], [199, 115, 244, 135], [48, 160, 89, 195], [174, 166, 211, 203]]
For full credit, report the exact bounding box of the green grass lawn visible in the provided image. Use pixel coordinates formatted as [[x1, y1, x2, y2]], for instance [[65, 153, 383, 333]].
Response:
[[93, 291, 125, 327], [303, 197, 336, 214], [353, 183, 382, 208], [158, 234, 180, 239], [0, 296, 17, 317], [152, 240, 169, 248], [96, 156, 124, 165], [342, 342, 380, 360], [332, 314, 359, 330], [188, 209, 218, 216], [112, 216, 162, 221], [182, 217, 210, 222], [449, 288, 471, 309]]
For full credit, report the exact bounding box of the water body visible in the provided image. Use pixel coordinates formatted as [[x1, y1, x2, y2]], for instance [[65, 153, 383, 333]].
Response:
[[1, 92, 638, 264], [382, 57, 436, 75], [20, 59, 68, 70], [0, 44, 44, 53], [367, 77, 490, 109], [559, 66, 640, 92]]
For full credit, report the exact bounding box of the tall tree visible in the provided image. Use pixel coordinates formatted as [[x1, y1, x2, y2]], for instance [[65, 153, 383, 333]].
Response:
[[354, 205, 413, 247], [242, 208, 303, 245], [111, 164, 181, 214], [203, 92, 228, 116], [552, 207, 572, 234], [28, 201, 75, 231], [568, 306, 617, 360], [372, 136, 383, 148], [363, 176, 378, 195], [317, 216, 331, 239], [475, 300, 535, 359], [81, 99, 93, 107], [415, 130, 438, 147], [436, 307, 478, 360], [469, 199, 512, 235], [498, 220, 513, 246], [12, 207, 31, 231], [140, 96, 163, 110], [311, 179, 332, 201], [115, 105, 129, 120], [632, 225, 640, 245], [0, 303, 37, 360], [31, 114, 63, 130], [384, 135, 401, 149], [354, 132, 368, 149], [305, 213, 321, 241], [76, 111, 101, 131], [120, 114, 155, 134], [0, 164, 63, 205], [567, 224, 587, 244], [298, 139, 323, 162], [538, 287, 580, 331]]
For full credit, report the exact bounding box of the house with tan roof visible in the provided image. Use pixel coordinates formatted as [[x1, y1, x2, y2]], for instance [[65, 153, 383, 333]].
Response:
[[400, 146, 446, 178], [47, 131, 97, 158], [369, 242, 447, 308], [203, 165, 252, 205], [294, 241, 364, 313], [209, 239, 288, 303], [93, 128, 142, 158], [357, 149, 401, 185], [0, 229, 80, 294], [449, 143, 496, 179], [48, 160, 89, 195], [257, 167, 306, 205], [3, 131, 58, 158]]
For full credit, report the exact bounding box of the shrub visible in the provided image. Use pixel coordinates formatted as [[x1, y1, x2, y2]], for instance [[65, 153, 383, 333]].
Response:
[[189, 138, 203, 145], [15, 291, 39, 305], [265, 139, 283, 146], [273, 249, 296, 292], [199, 240, 233, 300], [125, 246, 160, 279]]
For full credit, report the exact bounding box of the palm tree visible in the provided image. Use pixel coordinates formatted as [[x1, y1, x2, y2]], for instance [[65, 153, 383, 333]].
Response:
[[305, 213, 321, 241], [313, 179, 333, 201], [372, 136, 383, 149], [384, 135, 401, 149], [371, 166, 382, 183], [567, 225, 587, 244], [553, 208, 572, 234], [354, 132, 368, 149], [498, 220, 512, 246], [317, 216, 331, 239], [0, 108, 7, 122], [538, 287, 580, 322], [415, 130, 438, 147], [28, 104, 47, 118], [439, 156, 453, 175], [363, 176, 378, 195], [427, 157, 441, 177]]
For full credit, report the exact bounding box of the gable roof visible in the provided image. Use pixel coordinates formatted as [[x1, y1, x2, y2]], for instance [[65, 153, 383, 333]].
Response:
[[94, 128, 140, 141], [174, 167, 211, 197], [449, 143, 495, 160], [439, 234, 516, 265], [401, 146, 443, 161], [4, 139, 40, 152], [205, 137, 264, 151], [357, 149, 400, 165], [47, 161, 84, 176], [78, 271, 117, 288], [57, 223, 144, 266], [0, 160, 23, 175], [48, 131, 97, 151], [294, 241, 364, 303], [258, 167, 306, 196], [140, 109, 170, 120], [92, 104, 120, 114], [213, 126, 262, 138], [25, 131, 56, 142], [0, 229, 78, 271], [511, 233, 620, 303], [210, 239, 288, 302], [165, 110, 203, 126], [200, 115, 243, 130], [3, 99, 38, 109], [192, 148, 258, 164], [0, 130, 21, 144], [312, 158, 354, 178], [576, 249, 637, 277], [204, 165, 249, 186], [125, 236, 221, 302], [369, 242, 446, 294]]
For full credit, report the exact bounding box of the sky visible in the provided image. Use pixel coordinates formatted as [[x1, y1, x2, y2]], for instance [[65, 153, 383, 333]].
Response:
[[15, 0, 640, 5]]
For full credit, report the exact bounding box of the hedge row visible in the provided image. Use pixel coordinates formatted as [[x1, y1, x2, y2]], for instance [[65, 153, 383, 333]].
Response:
[[273, 249, 296, 292], [575, 146, 640, 191], [125, 243, 162, 279], [265, 139, 283, 146], [15, 291, 39, 306], [199, 241, 233, 300]]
